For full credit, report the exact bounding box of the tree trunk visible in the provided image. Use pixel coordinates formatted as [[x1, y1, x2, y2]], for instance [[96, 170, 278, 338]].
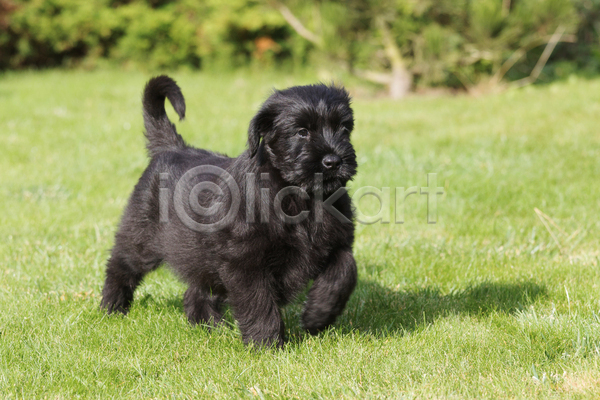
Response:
[[379, 18, 411, 99]]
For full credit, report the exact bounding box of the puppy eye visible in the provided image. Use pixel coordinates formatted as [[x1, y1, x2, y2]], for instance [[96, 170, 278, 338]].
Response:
[[297, 128, 310, 138]]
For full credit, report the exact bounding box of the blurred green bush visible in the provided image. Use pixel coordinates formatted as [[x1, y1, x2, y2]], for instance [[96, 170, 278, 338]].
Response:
[[1, 0, 599, 89], [0, 0, 290, 69]]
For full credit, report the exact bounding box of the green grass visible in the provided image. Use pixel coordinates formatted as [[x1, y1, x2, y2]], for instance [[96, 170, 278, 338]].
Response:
[[1, 69, 600, 398]]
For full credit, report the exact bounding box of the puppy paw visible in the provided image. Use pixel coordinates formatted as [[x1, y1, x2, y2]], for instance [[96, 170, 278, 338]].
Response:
[[99, 295, 131, 315], [302, 312, 336, 336], [244, 336, 284, 350]]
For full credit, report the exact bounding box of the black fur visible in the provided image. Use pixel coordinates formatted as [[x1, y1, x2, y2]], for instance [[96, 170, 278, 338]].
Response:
[[100, 75, 358, 348]]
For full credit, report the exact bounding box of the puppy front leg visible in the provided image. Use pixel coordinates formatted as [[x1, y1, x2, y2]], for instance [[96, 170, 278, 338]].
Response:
[[229, 279, 285, 348], [302, 247, 357, 335]]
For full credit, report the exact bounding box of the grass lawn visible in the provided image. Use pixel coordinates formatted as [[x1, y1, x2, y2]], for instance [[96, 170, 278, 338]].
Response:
[[1, 69, 600, 398]]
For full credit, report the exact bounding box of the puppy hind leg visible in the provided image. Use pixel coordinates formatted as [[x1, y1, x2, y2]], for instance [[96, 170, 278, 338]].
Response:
[[100, 246, 159, 314], [302, 248, 357, 335], [183, 286, 224, 327]]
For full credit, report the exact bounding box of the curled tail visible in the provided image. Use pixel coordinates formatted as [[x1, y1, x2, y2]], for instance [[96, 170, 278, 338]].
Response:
[[142, 75, 187, 157]]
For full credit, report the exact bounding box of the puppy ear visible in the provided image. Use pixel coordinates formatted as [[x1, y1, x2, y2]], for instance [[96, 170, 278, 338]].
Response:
[[248, 105, 276, 158]]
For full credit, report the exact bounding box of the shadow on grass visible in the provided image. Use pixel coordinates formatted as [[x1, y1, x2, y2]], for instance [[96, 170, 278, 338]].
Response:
[[136, 293, 185, 313], [343, 280, 546, 335], [132, 277, 546, 342]]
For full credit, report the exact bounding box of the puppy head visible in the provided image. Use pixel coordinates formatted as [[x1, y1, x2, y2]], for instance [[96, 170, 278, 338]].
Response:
[[248, 84, 357, 194]]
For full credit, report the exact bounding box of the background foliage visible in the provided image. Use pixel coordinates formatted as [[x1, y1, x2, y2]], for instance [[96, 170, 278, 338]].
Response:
[[1, 0, 599, 90]]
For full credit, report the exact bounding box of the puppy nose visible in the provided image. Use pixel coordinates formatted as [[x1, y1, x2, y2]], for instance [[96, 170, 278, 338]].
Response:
[[322, 154, 342, 170]]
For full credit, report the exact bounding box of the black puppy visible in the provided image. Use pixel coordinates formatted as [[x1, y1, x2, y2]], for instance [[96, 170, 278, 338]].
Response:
[[100, 76, 358, 347]]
